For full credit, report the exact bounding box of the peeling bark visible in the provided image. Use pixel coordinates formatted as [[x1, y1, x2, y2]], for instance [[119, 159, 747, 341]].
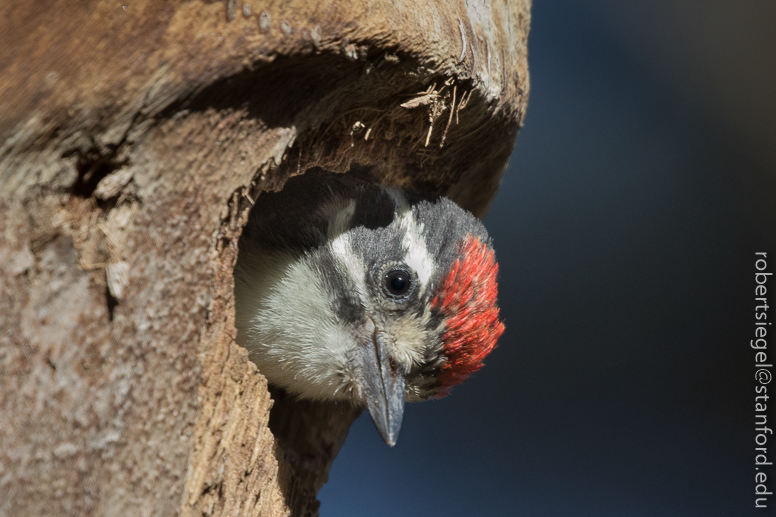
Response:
[[0, 1, 530, 516]]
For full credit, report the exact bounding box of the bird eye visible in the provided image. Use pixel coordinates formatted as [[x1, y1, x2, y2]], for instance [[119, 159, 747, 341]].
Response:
[[384, 269, 412, 297]]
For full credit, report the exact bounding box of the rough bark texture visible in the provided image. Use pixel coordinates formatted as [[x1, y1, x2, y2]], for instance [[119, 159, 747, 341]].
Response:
[[0, 1, 530, 516]]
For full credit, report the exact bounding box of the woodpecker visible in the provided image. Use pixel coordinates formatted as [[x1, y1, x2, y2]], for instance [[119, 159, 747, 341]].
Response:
[[234, 169, 504, 447]]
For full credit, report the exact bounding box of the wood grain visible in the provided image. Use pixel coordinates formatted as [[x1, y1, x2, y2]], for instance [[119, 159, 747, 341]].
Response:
[[0, 1, 530, 515]]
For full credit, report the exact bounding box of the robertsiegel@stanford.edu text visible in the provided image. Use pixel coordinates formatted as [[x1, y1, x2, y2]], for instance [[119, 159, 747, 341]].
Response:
[[754, 252, 772, 509]]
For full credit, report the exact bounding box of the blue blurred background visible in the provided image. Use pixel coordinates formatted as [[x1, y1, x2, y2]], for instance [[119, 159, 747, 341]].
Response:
[[320, 1, 776, 515]]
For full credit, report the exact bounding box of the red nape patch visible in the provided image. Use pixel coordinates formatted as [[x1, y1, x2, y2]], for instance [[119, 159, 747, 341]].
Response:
[[431, 235, 504, 390]]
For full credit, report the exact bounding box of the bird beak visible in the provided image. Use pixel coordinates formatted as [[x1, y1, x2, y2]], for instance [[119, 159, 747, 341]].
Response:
[[360, 329, 405, 447]]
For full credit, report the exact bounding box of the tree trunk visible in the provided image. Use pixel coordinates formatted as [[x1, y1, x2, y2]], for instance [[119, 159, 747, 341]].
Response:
[[0, 1, 530, 516]]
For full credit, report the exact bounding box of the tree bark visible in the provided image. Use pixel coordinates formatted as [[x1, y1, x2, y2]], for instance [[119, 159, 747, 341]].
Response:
[[0, 1, 530, 516]]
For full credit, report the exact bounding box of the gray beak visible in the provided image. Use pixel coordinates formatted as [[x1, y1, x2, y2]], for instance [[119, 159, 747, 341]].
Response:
[[360, 329, 405, 447]]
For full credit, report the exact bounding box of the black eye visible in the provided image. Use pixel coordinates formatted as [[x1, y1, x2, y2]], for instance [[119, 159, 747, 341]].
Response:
[[384, 269, 412, 297]]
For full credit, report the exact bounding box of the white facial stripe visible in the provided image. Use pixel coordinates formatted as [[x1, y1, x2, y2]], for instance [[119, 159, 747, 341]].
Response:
[[386, 187, 410, 214], [388, 190, 435, 290], [326, 200, 371, 311], [400, 214, 435, 290], [325, 199, 356, 239], [330, 232, 369, 301]]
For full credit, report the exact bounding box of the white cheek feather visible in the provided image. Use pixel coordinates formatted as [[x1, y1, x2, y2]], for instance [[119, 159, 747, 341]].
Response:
[[235, 250, 360, 401], [234, 246, 292, 336], [386, 312, 432, 368], [387, 189, 435, 292]]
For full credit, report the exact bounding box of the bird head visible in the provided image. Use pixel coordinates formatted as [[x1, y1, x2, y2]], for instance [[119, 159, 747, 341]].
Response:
[[234, 173, 504, 446]]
